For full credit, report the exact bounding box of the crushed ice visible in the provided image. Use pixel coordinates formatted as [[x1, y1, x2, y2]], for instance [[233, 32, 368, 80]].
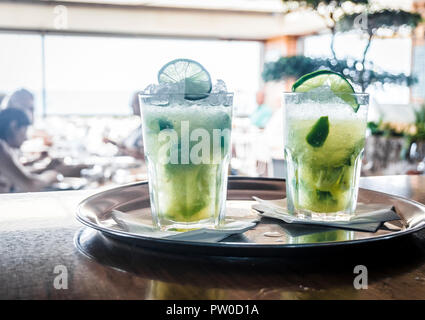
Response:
[[140, 80, 232, 107]]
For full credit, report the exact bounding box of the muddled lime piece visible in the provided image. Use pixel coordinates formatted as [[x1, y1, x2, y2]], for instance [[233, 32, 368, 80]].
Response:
[[292, 70, 359, 112], [306, 116, 329, 147], [158, 58, 212, 100]]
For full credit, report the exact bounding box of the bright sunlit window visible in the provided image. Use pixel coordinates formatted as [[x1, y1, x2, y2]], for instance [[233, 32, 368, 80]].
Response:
[[0, 33, 43, 112], [1, 33, 261, 116]]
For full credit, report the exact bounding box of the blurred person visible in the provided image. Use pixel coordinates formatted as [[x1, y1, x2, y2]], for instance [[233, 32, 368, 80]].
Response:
[[103, 91, 144, 160], [250, 90, 273, 129], [5, 88, 35, 123], [5, 89, 87, 176], [6, 88, 54, 146], [5, 88, 51, 157], [0, 92, 6, 108], [0, 108, 59, 193]]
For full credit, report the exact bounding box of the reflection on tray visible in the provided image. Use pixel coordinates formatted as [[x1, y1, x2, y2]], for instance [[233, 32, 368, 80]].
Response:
[[76, 177, 425, 249], [146, 280, 226, 300]]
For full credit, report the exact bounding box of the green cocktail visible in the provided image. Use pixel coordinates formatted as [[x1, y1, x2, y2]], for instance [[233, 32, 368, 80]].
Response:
[[139, 59, 233, 230], [284, 71, 369, 219]]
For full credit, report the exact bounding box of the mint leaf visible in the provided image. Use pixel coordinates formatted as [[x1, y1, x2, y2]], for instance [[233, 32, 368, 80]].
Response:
[[306, 116, 329, 148]]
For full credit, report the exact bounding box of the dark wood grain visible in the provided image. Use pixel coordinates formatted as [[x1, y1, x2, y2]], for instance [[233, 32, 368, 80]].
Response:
[[1, 176, 425, 300]]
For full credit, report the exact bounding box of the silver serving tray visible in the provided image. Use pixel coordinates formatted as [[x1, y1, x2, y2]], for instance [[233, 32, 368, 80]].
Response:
[[76, 177, 425, 257]]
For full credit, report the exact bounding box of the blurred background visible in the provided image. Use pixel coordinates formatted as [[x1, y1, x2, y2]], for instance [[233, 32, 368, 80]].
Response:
[[0, 0, 425, 192]]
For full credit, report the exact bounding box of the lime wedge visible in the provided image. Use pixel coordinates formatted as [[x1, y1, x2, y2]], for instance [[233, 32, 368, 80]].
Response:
[[158, 58, 212, 100], [292, 70, 359, 112], [306, 116, 329, 148]]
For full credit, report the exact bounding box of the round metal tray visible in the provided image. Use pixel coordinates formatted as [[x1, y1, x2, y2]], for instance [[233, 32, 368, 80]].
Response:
[[76, 177, 425, 257]]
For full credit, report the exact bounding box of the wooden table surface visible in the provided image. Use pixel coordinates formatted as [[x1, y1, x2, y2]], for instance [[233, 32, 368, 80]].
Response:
[[1, 175, 425, 300]]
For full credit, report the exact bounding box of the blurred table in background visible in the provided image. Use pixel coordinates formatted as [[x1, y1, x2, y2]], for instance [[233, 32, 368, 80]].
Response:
[[19, 115, 148, 191], [15, 115, 425, 193]]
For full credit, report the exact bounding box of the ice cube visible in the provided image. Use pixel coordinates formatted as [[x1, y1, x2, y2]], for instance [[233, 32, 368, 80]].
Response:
[[211, 79, 227, 93], [206, 93, 220, 106], [143, 84, 158, 94], [149, 95, 169, 106], [141, 79, 231, 106], [142, 82, 184, 105]]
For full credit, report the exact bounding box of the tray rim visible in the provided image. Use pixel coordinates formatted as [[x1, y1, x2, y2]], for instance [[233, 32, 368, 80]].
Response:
[[76, 176, 425, 250]]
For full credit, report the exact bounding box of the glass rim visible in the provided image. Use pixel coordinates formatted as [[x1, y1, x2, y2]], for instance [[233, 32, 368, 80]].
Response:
[[282, 92, 369, 97], [138, 92, 234, 97]]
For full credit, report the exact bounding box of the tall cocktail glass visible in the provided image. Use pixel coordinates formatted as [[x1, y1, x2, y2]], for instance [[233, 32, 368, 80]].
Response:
[[283, 92, 369, 220], [139, 93, 233, 231]]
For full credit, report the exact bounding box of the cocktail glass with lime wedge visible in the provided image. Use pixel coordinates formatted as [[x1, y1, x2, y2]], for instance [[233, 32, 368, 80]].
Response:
[[139, 59, 233, 231], [283, 71, 369, 220]]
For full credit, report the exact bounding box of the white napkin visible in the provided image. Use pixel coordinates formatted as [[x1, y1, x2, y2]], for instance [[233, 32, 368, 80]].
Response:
[[252, 197, 400, 232], [110, 210, 258, 242]]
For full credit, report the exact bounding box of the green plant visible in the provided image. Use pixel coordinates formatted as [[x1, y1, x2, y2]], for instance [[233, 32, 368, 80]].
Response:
[[398, 105, 425, 160], [337, 9, 422, 91], [411, 104, 425, 141], [268, 1, 423, 92], [366, 119, 404, 138], [262, 56, 416, 90], [367, 105, 425, 160], [337, 10, 423, 33]]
